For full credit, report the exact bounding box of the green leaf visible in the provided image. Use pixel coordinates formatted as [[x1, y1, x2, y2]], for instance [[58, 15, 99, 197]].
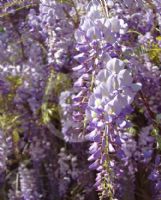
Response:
[[156, 135, 161, 150], [151, 128, 159, 136], [156, 36, 161, 41], [0, 26, 5, 33], [13, 129, 20, 143], [6, 75, 23, 88]]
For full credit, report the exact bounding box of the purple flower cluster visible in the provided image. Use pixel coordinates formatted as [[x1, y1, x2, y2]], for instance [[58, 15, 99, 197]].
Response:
[[0, 0, 160, 199], [85, 57, 141, 198]]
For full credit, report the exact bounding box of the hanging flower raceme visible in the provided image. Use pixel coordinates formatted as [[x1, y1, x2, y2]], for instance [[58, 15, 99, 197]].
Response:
[[70, 0, 128, 143], [86, 57, 142, 199]]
